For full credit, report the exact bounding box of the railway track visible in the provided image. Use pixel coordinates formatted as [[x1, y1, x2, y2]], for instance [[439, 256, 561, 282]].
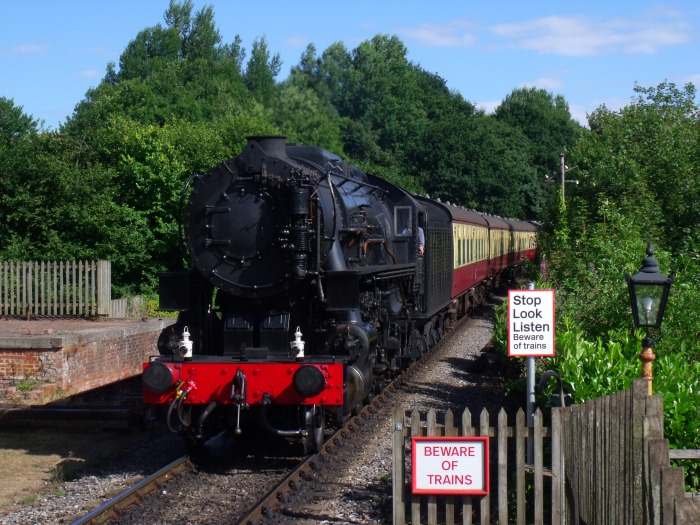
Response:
[[63, 385, 399, 525], [68, 312, 468, 524], [236, 318, 464, 524], [70, 455, 193, 525], [236, 386, 395, 525]]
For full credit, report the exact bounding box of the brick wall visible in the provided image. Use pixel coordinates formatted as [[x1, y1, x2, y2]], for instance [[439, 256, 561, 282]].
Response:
[[0, 319, 174, 401], [60, 330, 162, 392], [0, 350, 44, 378]]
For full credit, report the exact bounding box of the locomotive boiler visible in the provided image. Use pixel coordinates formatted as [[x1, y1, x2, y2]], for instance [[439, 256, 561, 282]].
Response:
[[143, 136, 434, 453]]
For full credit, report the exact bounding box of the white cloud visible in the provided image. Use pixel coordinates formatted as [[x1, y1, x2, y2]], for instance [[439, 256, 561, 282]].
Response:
[[284, 35, 308, 49], [476, 100, 500, 114], [0, 44, 50, 57], [397, 20, 477, 48], [522, 76, 564, 90], [491, 14, 690, 56], [679, 74, 700, 87], [79, 70, 102, 78], [568, 104, 589, 127]]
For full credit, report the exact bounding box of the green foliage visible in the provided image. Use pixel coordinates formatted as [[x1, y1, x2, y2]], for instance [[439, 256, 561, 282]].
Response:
[[573, 82, 700, 255], [494, 87, 582, 176], [0, 97, 41, 245], [269, 84, 344, 153], [545, 321, 638, 400], [491, 300, 509, 355], [0, 132, 154, 295], [244, 36, 282, 105], [538, 80, 700, 490], [550, 200, 656, 337]]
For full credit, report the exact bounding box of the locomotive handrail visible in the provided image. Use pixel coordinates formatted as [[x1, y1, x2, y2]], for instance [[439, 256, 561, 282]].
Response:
[[315, 166, 388, 196], [324, 263, 416, 276]]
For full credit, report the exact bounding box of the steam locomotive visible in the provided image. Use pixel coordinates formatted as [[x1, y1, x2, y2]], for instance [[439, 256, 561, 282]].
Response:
[[142, 136, 537, 453]]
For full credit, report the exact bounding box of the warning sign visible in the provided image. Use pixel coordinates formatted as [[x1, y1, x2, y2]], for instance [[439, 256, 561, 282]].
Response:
[[412, 437, 489, 495], [508, 289, 555, 357]]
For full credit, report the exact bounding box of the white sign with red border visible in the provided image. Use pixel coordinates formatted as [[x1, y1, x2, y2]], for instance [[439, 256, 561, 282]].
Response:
[[508, 289, 555, 357], [412, 437, 489, 495]]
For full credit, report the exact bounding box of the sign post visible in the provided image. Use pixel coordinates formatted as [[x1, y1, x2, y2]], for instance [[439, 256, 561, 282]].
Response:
[[508, 287, 555, 462], [508, 288, 555, 358]]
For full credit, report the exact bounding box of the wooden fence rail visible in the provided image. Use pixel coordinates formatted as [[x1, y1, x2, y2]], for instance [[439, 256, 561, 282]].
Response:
[[0, 260, 111, 317]]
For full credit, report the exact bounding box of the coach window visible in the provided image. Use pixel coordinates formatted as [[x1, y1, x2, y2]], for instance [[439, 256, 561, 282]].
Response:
[[467, 230, 471, 263], [471, 229, 476, 262], [395, 207, 412, 236]]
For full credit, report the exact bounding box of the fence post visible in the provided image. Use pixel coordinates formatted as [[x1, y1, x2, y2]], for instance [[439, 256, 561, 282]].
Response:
[[479, 408, 490, 524], [393, 407, 405, 525], [96, 260, 111, 316], [462, 408, 474, 525], [551, 407, 563, 524]]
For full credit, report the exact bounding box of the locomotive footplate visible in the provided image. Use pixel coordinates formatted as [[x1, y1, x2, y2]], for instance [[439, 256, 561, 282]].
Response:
[[143, 357, 344, 407]]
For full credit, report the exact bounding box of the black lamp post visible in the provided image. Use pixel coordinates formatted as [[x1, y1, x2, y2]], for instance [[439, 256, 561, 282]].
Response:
[[626, 243, 674, 395]]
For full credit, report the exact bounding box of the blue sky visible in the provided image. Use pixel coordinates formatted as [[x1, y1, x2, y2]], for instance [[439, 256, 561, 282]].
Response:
[[1, 1, 698, 130]]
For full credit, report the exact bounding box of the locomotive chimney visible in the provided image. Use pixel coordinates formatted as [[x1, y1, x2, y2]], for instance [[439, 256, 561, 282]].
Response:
[[247, 135, 287, 159]]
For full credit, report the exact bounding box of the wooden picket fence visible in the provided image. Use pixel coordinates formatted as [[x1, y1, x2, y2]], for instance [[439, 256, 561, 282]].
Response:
[[392, 406, 554, 525], [557, 379, 700, 525], [0, 260, 111, 317], [393, 380, 699, 524]]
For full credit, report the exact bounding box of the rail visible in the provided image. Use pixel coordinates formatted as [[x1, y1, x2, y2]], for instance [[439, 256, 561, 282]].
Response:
[[70, 455, 192, 525]]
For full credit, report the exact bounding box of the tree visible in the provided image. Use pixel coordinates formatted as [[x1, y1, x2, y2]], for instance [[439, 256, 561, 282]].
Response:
[[0, 97, 39, 188], [270, 84, 344, 153], [571, 82, 699, 254], [494, 87, 582, 176], [0, 98, 41, 251], [65, 0, 251, 137], [244, 36, 282, 105], [0, 129, 153, 294]]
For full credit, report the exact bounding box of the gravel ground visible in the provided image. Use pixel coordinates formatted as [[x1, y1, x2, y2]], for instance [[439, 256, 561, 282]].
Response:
[[0, 294, 518, 525], [0, 429, 186, 525], [265, 297, 518, 524]]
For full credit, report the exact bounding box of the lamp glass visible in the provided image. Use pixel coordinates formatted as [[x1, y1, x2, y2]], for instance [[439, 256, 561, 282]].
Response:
[[632, 284, 663, 327]]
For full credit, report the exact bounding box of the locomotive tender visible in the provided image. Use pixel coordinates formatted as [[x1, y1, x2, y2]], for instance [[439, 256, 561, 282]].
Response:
[[143, 136, 537, 453]]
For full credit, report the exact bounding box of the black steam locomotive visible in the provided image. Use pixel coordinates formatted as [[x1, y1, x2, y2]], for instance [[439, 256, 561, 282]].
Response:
[[143, 136, 536, 453]]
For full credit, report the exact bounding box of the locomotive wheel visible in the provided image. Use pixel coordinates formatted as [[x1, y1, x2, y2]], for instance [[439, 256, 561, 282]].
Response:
[[302, 405, 325, 455], [417, 335, 429, 356]]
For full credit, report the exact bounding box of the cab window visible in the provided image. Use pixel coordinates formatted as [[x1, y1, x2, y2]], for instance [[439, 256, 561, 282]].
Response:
[[394, 207, 412, 236]]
